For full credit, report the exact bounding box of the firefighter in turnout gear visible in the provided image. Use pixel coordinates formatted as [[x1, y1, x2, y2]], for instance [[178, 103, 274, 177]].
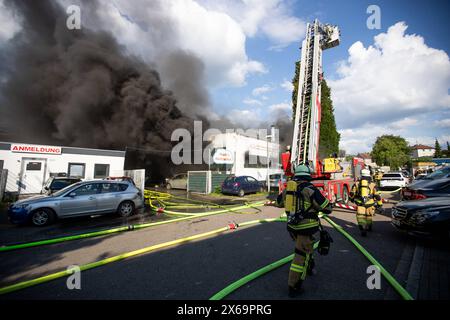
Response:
[[285, 165, 333, 297], [350, 169, 383, 236]]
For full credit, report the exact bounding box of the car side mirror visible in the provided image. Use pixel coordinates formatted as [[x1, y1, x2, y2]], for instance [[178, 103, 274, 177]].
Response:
[[44, 186, 49, 190], [68, 192, 76, 197]]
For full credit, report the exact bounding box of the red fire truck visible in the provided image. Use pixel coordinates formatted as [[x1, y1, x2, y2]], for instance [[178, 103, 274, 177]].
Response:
[[280, 20, 366, 205]]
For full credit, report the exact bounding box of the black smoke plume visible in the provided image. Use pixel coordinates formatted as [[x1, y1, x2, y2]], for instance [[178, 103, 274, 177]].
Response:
[[0, 0, 208, 181]]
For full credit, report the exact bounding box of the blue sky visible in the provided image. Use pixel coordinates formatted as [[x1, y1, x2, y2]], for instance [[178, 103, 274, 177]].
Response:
[[1, 0, 449, 154], [208, 0, 450, 153]]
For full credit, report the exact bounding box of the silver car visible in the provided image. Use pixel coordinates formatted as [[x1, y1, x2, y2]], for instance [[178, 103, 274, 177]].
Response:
[[8, 180, 144, 226], [165, 173, 188, 190]]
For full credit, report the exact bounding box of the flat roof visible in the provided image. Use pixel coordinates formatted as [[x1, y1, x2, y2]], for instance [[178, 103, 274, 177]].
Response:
[[0, 141, 126, 157]]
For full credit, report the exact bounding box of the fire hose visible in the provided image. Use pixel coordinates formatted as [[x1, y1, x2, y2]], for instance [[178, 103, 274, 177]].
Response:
[[0, 218, 282, 295], [0, 214, 413, 300], [209, 214, 413, 301], [0, 198, 266, 252]]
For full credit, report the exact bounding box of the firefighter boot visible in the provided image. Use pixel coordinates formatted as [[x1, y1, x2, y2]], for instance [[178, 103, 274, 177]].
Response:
[[288, 281, 304, 298], [361, 227, 367, 237]]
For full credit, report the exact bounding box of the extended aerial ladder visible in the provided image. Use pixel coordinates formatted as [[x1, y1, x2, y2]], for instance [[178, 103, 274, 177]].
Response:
[[280, 20, 365, 204], [289, 19, 341, 178]]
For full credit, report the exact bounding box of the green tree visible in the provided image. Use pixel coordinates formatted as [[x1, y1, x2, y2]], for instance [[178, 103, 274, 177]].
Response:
[[434, 139, 442, 158], [445, 141, 450, 157], [371, 135, 410, 169], [291, 61, 340, 158]]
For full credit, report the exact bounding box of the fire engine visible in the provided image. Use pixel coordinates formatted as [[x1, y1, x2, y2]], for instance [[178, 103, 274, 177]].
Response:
[[280, 19, 365, 204]]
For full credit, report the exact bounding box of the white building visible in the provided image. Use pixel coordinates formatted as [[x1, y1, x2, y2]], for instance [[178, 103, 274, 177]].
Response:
[[0, 142, 125, 195], [411, 144, 435, 158], [207, 130, 281, 181]]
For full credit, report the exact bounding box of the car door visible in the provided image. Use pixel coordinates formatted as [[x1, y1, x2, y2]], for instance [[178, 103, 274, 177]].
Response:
[[59, 183, 100, 217], [180, 174, 188, 189], [96, 183, 120, 213], [171, 175, 181, 189], [246, 176, 259, 192]]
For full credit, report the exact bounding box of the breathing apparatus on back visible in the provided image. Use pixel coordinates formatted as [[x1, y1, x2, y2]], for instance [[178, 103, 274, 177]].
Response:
[[285, 165, 312, 224], [359, 169, 372, 204]]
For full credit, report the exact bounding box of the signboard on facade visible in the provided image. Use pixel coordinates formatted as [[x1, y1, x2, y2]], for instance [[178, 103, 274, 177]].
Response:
[[11, 144, 62, 155], [213, 149, 234, 164]]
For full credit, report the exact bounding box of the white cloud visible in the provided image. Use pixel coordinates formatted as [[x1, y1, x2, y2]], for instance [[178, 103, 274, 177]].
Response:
[[389, 117, 419, 129], [269, 102, 291, 113], [434, 118, 450, 128], [328, 22, 450, 154], [69, 0, 267, 87], [406, 135, 450, 147], [329, 22, 450, 129], [227, 108, 262, 126], [243, 98, 263, 106], [252, 84, 272, 96], [269, 102, 292, 120], [280, 79, 294, 92], [199, 0, 306, 48]]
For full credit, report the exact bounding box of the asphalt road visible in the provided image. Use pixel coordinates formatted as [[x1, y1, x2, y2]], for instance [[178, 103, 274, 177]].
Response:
[[0, 193, 447, 300]]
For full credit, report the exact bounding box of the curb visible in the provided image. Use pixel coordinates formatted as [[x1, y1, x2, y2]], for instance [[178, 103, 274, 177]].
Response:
[[405, 242, 424, 299]]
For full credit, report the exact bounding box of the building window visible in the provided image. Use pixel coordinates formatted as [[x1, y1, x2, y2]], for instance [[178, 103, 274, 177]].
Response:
[[94, 164, 110, 178], [68, 163, 85, 178], [26, 162, 42, 171]]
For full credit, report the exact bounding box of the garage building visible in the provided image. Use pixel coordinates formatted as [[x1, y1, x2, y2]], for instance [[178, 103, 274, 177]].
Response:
[[0, 142, 125, 195]]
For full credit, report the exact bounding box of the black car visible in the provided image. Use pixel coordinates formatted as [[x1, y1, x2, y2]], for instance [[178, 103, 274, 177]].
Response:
[[409, 166, 450, 188], [401, 177, 450, 200], [391, 197, 450, 237], [42, 177, 81, 194], [221, 176, 265, 197]]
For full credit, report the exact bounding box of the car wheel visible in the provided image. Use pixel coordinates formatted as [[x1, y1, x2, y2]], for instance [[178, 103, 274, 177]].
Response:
[[238, 189, 245, 197], [166, 183, 172, 190], [117, 201, 135, 217], [30, 208, 55, 227]]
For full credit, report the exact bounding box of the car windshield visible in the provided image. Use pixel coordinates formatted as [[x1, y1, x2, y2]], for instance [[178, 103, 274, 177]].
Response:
[[52, 181, 83, 197], [382, 174, 401, 178], [425, 168, 450, 179]]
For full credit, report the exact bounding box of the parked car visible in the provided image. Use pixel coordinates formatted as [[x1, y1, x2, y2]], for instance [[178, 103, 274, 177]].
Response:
[[414, 173, 428, 180], [165, 173, 187, 190], [8, 180, 144, 226], [391, 197, 450, 237], [410, 166, 450, 188], [42, 177, 81, 195], [221, 175, 264, 197], [379, 172, 409, 189], [269, 173, 286, 189], [401, 177, 450, 200]]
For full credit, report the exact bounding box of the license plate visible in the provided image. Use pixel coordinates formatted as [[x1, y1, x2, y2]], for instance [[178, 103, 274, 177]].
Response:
[[403, 191, 411, 196]]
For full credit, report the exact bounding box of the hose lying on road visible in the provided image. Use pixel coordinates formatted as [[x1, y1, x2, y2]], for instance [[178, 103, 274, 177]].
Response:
[[0, 201, 266, 253], [379, 188, 402, 194], [321, 214, 413, 300], [209, 214, 414, 301], [210, 240, 319, 300], [0, 218, 282, 296], [0, 213, 414, 300]]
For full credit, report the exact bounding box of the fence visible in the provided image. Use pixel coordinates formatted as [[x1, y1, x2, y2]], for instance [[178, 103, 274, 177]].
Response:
[[187, 171, 231, 194]]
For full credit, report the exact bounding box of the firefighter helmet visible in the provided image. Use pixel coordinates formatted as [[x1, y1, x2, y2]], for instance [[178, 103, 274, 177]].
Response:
[[294, 165, 311, 177], [361, 169, 370, 177]]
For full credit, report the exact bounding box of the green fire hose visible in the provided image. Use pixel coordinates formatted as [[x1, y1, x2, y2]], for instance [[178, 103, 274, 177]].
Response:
[[209, 214, 414, 301], [0, 218, 281, 295], [0, 201, 266, 252]]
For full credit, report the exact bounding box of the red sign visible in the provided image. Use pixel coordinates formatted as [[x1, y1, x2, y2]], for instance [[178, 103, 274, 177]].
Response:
[[11, 144, 62, 155]]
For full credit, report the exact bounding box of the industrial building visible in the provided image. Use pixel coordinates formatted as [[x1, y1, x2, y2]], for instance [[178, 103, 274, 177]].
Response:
[[0, 142, 126, 196]]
